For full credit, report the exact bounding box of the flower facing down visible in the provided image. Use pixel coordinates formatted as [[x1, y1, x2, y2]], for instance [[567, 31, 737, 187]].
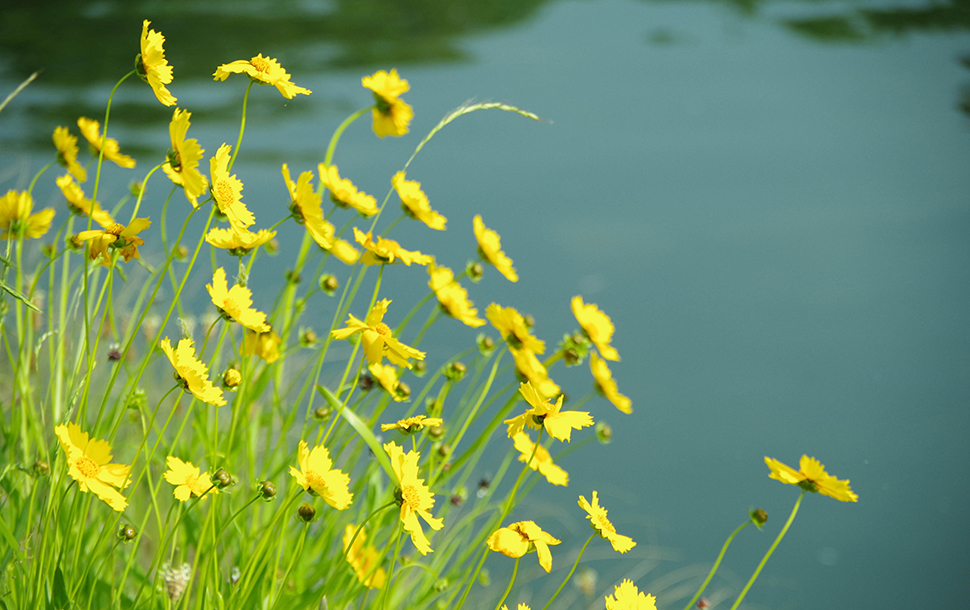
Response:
[[393, 171, 446, 230], [77, 117, 136, 168], [319, 164, 378, 217], [512, 432, 568, 486], [505, 381, 592, 443], [354, 228, 432, 267], [163, 456, 218, 501], [53, 126, 86, 182], [572, 296, 619, 361], [205, 227, 275, 256], [206, 268, 270, 332], [163, 109, 207, 206], [160, 338, 226, 406], [0, 190, 54, 240], [385, 441, 443, 554], [362, 69, 413, 137], [579, 491, 636, 553], [590, 352, 631, 414], [289, 441, 353, 509], [487, 304, 544, 353], [331, 299, 426, 368], [283, 164, 359, 264], [369, 363, 408, 402], [214, 54, 310, 99], [343, 524, 386, 589], [209, 144, 254, 232], [56, 174, 113, 227], [765, 455, 858, 502], [244, 329, 281, 363], [73, 218, 150, 265], [428, 263, 485, 328], [605, 580, 657, 610], [474, 215, 517, 282], [487, 520, 561, 572], [138, 20, 176, 106], [55, 422, 131, 511], [382, 415, 443, 434]]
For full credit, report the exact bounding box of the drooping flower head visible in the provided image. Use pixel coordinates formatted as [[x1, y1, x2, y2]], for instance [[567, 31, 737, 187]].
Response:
[[605, 580, 657, 610], [578, 491, 636, 553], [214, 54, 311, 99], [590, 352, 631, 414], [283, 164, 359, 264], [160, 337, 226, 406], [487, 303, 544, 353], [474, 215, 517, 282], [319, 164, 378, 217], [56, 174, 113, 227], [765, 455, 858, 502], [163, 108, 207, 206], [206, 267, 270, 332], [163, 456, 218, 501], [331, 299, 426, 368], [0, 190, 54, 240], [384, 441, 443, 554], [244, 329, 281, 363], [78, 117, 136, 168], [513, 432, 568, 486], [487, 520, 561, 572], [138, 20, 176, 106], [343, 524, 386, 589], [510, 347, 560, 400], [205, 227, 275, 256], [73, 218, 150, 265], [505, 381, 592, 442], [209, 144, 254, 232], [428, 263, 485, 328], [53, 126, 87, 182], [362, 69, 413, 137], [369, 363, 408, 402], [393, 171, 446, 230], [382, 415, 443, 434], [55, 422, 131, 511], [289, 440, 353, 509], [572, 296, 619, 361], [354, 228, 433, 267]]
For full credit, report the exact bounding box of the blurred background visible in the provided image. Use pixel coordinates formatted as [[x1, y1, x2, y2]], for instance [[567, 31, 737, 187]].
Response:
[[1, 0, 968, 608]]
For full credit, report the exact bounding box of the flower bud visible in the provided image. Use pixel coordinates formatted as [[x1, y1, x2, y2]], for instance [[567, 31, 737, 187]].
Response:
[[319, 274, 338, 295], [32, 460, 50, 476], [396, 381, 411, 401], [477, 334, 495, 356], [359, 374, 374, 392], [126, 388, 148, 411], [697, 598, 710, 609], [443, 361, 466, 382], [265, 239, 280, 256], [750, 508, 768, 528], [312, 406, 331, 421], [175, 245, 189, 262], [118, 524, 137, 542], [595, 421, 613, 444], [128, 181, 144, 198], [259, 480, 277, 500], [562, 347, 580, 366], [211, 469, 233, 489], [477, 568, 491, 587], [466, 261, 484, 282], [523, 313, 536, 329], [223, 368, 241, 388], [297, 503, 316, 523], [285, 269, 301, 284], [412, 359, 427, 377], [437, 442, 451, 457], [428, 425, 445, 440], [300, 328, 318, 346]]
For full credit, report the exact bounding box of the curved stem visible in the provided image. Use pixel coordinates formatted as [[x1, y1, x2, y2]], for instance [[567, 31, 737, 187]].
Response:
[[228, 80, 254, 171], [541, 533, 596, 610], [493, 557, 519, 610], [680, 521, 751, 610], [91, 70, 135, 203], [323, 107, 371, 168]]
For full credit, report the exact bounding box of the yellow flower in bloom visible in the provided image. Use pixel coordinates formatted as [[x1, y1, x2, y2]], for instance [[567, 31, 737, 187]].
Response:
[[210, 144, 254, 232], [512, 432, 568, 486], [572, 296, 619, 361], [205, 227, 275, 255], [486, 303, 544, 353], [381, 414, 443, 433], [605, 580, 657, 610], [206, 268, 270, 333], [384, 441, 443, 555], [354, 228, 433, 267], [392, 171, 446, 230], [138, 20, 176, 106], [53, 126, 87, 182], [765, 455, 858, 502], [73, 218, 150, 265], [244, 329, 281, 363], [368, 363, 407, 402], [55, 422, 131, 512], [510, 347, 560, 400], [160, 337, 226, 406], [428, 263, 485, 328], [0, 190, 54, 240], [343, 524, 386, 589], [77, 117, 135, 168], [487, 520, 561, 572], [56, 174, 113, 227], [163, 109, 207, 206], [214, 54, 311, 99], [473, 215, 517, 282], [331, 298, 425, 368], [163, 456, 217, 501], [505, 381, 593, 443], [289, 440, 353, 509], [578, 491, 636, 553], [319, 164, 378, 217], [590, 352, 631, 414], [361, 69, 413, 137], [282, 164, 359, 263]]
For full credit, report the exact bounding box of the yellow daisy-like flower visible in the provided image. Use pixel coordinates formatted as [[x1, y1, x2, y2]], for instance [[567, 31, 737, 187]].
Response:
[[487, 303, 544, 353], [163, 108, 207, 206], [384, 441, 443, 555], [590, 352, 631, 414], [474, 215, 517, 282], [289, 440, 353, 509], [428, 263, 485, 328], [319, 164, 378, 217], [392, 171, 446, 230], [765, 455, 858, 502], [244, 329, 281, 364], [73, 218, 150, 265], [331, 298, 425, 368], [77, 117, 135, 169], [0, 190, 55, 240], [362, 69, 413, 138], [505, 381, 593, 443], [53, 126, 86, 182], [214, 54, 311, 99], [510, 347, 560, 400], [56, 174, 113, 227], [343, 524, 386, 589], [138, 20, 176, 106], [578, 491, 636, 553], [368, 363, 408, 402], [160, 337, 226, 406], [512, 432, 568, 487], [354, 228, 433, 267], [605, 580, 657, 610], [487, 520, 561, 573], [206, 268, 270, 333], [205, 227, 275, 256], [381, 415, 443, 433], [55, 422, 131, 512], [210, 144, 254, 232], [163, 456, 217, 501], [572, 296, 619, 361], [282, 164, 359, 264]]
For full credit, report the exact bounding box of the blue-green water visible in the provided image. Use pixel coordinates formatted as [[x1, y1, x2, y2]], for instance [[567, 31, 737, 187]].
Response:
[[2, 1, 968, 608]]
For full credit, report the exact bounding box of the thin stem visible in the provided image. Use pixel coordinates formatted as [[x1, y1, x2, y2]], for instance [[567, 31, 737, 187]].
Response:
[[680, 521, 752, 610], [228, 80, 254, 171], [541, 533, 596, 610], [493, 557, 519, 610]]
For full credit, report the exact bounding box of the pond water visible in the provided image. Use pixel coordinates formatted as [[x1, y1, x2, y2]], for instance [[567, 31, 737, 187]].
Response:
[[2, 0, 968, 608]]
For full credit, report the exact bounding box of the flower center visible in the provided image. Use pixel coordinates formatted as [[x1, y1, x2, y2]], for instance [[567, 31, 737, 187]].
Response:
[[215, 181, 234, 205], [305, 471, 328, 493], [400, 484, 421, 508], [76, 456, 101, 479], [596, 514, 616, 534], [251, 56, 271, 74], [106, 223, 125, 236], [222, 297, 238, 313], [374, 323, 391, 337]]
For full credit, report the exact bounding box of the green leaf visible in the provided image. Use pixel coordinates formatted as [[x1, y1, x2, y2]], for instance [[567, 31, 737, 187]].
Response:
[[48, 566, 70, 609], [0, 280, 41, 312], [316, 384, 395, 482]]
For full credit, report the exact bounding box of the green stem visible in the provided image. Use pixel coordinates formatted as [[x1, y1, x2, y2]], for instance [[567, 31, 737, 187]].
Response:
[[493, 557, 519, 610], [323, 107, 371, 168], [228, 80, 254, 171], [541, 533, 596, 610], [680, 521, 752, 610]]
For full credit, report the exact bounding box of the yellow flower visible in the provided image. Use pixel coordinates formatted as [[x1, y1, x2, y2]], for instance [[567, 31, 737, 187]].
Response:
[[331, 298, 425, 368], [205, 227, 275, 255], [578, 491, 636, 553], [0, 190, 54, 240], [244, 329, 281, 363], [55, 422, 131, 512], [138, 20, 176, 106], [505, 381, 592, 442], [572, 296, 619, 361], [392, 171, 445, 230], [474, 215, 517, 282], [206, 268, 270, 332], [282, 164, 359, 263], [289, 440, 353, 509], [343, 524, 386, 589], [319, 164, 378, 217], [368, 363, 407, 402], [53, 126, 86, 182], [163, 456, 217, 501], [163, 108, 207, 206], [73, 218, 150, 265], [487, 303, 544, 353], [210, 144, 254, 232], [362, 69, 413, 137], [354, 228, 432, 267], [160, 337, 226, 406], [428, 263, 485, 328], [510, 347, 560, 400], [77, 117, 135, 168], [501, 606, 531, 610], [512, 432, 568, 486], [605, 580, 657, 610], [56, 174, 113, 227], [214, 54, 311, 99], [590, 352, 631, 414], [487, 521, 561, 572], [765, 455, 858, 502], [381, 415, 443, 433], [384, 441, 443, 555]]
